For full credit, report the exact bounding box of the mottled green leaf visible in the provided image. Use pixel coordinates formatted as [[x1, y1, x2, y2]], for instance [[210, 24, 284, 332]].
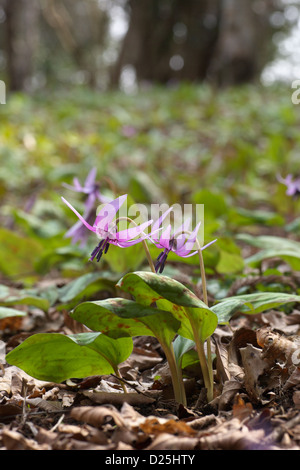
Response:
[[6, 332, 133, 382]]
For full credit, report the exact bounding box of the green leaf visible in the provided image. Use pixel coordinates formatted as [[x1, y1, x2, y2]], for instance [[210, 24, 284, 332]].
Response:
[[6, 332, 133, 382], [57, 271, 117, 304], [68, 332, 133, 370], [211, 298, 248, 324], [230, 208, 284, 226], [237, 234, 300, 269], [0, 306, 27, 320], [0, 228, 44, 278], [218, 292, 300, 315], [191, 189, 228, 218], [215, 237, 244, 274], [118, 271, 218, 342], [71, 296, 184, 403], [173, 335, 195, 366], [0, 284, 49, 312], [71, 297, 181, 345], [118, 271, 204, 308]]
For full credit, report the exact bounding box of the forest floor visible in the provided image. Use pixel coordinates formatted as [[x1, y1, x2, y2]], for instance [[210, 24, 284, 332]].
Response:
[[1, 265, 300, 451]]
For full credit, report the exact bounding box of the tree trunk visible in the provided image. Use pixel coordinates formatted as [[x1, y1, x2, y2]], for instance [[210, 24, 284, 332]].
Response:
[[208, 0, 274, 85], [111, 0, 220, 86], [110, 0, 279, 88], [4, 0, 40, 91]]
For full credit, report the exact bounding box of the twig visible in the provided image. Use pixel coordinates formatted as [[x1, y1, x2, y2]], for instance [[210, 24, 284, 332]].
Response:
[[110, 373, 155, 399]]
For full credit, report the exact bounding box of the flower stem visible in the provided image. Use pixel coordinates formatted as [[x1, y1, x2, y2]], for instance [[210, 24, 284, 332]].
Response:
[[162, 342, 187, 406], [114, 368, 128, 393], [177, 230, 214, 402], [197, 246, 214, 400]]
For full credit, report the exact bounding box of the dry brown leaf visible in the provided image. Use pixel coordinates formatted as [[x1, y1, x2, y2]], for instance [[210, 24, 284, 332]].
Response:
[[260, 310, 300, 335], [256, 326, 300, 365], [71, 405, 126, 428], [2, 429, 49, 450], [199, 426, 269, 450], [188, 414, 218, 431], [293, 390, 300, 409], [119, 401, 145, 423], [232, 395, 253, 421], [229, 327, 258, 358], [283, 367, 300, 390], [145, 432, 198, 450], [240, 344, 269, 402], [25, 397, 63, 412], [57, 423, 89, 438], [81, 390, 155, 406], [0, 403, 22, 419], [139, 417, 197, 436], [218, 378, 242, 410], [0, 315, 24, 331], [214, 334, 230, 383], [124, 345, 162, 372], [110, 426, 138, 446]]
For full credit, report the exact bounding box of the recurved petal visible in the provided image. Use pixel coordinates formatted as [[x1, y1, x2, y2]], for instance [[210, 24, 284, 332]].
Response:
[[84, 167, 97, 188], [151, 206, 173, 236], [94, 194, 127, 227], [116, 219, 153, 242], [158, 224, 172, 249], [61, 197, 96, 232]]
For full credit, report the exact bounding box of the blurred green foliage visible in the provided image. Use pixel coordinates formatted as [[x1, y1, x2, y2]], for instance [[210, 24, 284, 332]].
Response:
[[0, 83, 300, 287]]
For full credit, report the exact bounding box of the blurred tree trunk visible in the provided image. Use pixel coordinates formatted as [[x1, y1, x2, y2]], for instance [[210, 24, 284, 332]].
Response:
[[208, 0, 274, 85], [110, 0, 278, 87], [41, 0, 109, 89], [4, 0, 40, 91]]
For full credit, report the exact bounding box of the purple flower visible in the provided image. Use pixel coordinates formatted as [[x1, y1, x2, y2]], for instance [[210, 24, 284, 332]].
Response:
[[277, 174, 300, 198], [150, 208, 217, 273], [63, 167, 109, 204], [63, 168, 111, 246], [62, 194, 153, 262]]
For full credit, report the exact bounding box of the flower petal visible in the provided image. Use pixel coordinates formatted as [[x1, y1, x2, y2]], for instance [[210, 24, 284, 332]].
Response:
[[179, 221, 201, 252], [174, 217, 192, 250], [151, 207, 173, 240], [94, 194, 127, 228], [116, 219, 153, 241], [61, 197, 96, 232], [200, 239, 218, 250], [84, 167, 97, 188], [176, 250, 198, 258], [157, 224, 172, 249]]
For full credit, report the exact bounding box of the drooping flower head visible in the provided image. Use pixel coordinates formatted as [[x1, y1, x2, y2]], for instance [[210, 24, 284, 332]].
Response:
[[277, 174, 300, 198], [63, 168, 111, 246], [150, 208, 217, 273], [62, 194, 153, 262]]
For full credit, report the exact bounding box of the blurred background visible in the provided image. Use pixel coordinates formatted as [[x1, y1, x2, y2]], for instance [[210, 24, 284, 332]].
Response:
[[1, 0, 300, 91], [0, 0, 300, 283]]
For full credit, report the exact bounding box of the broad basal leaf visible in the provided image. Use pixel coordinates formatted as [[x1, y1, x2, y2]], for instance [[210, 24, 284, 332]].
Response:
[[6, 332, 133, 383], [57, 271, 117, 304], [0, 284, 49, 312], [216, 292, 300, 316], [71, 297, 181, 347], [0, 306, 27, 320], [118, 271, 218, 342], [237, 234, 300, 269]]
